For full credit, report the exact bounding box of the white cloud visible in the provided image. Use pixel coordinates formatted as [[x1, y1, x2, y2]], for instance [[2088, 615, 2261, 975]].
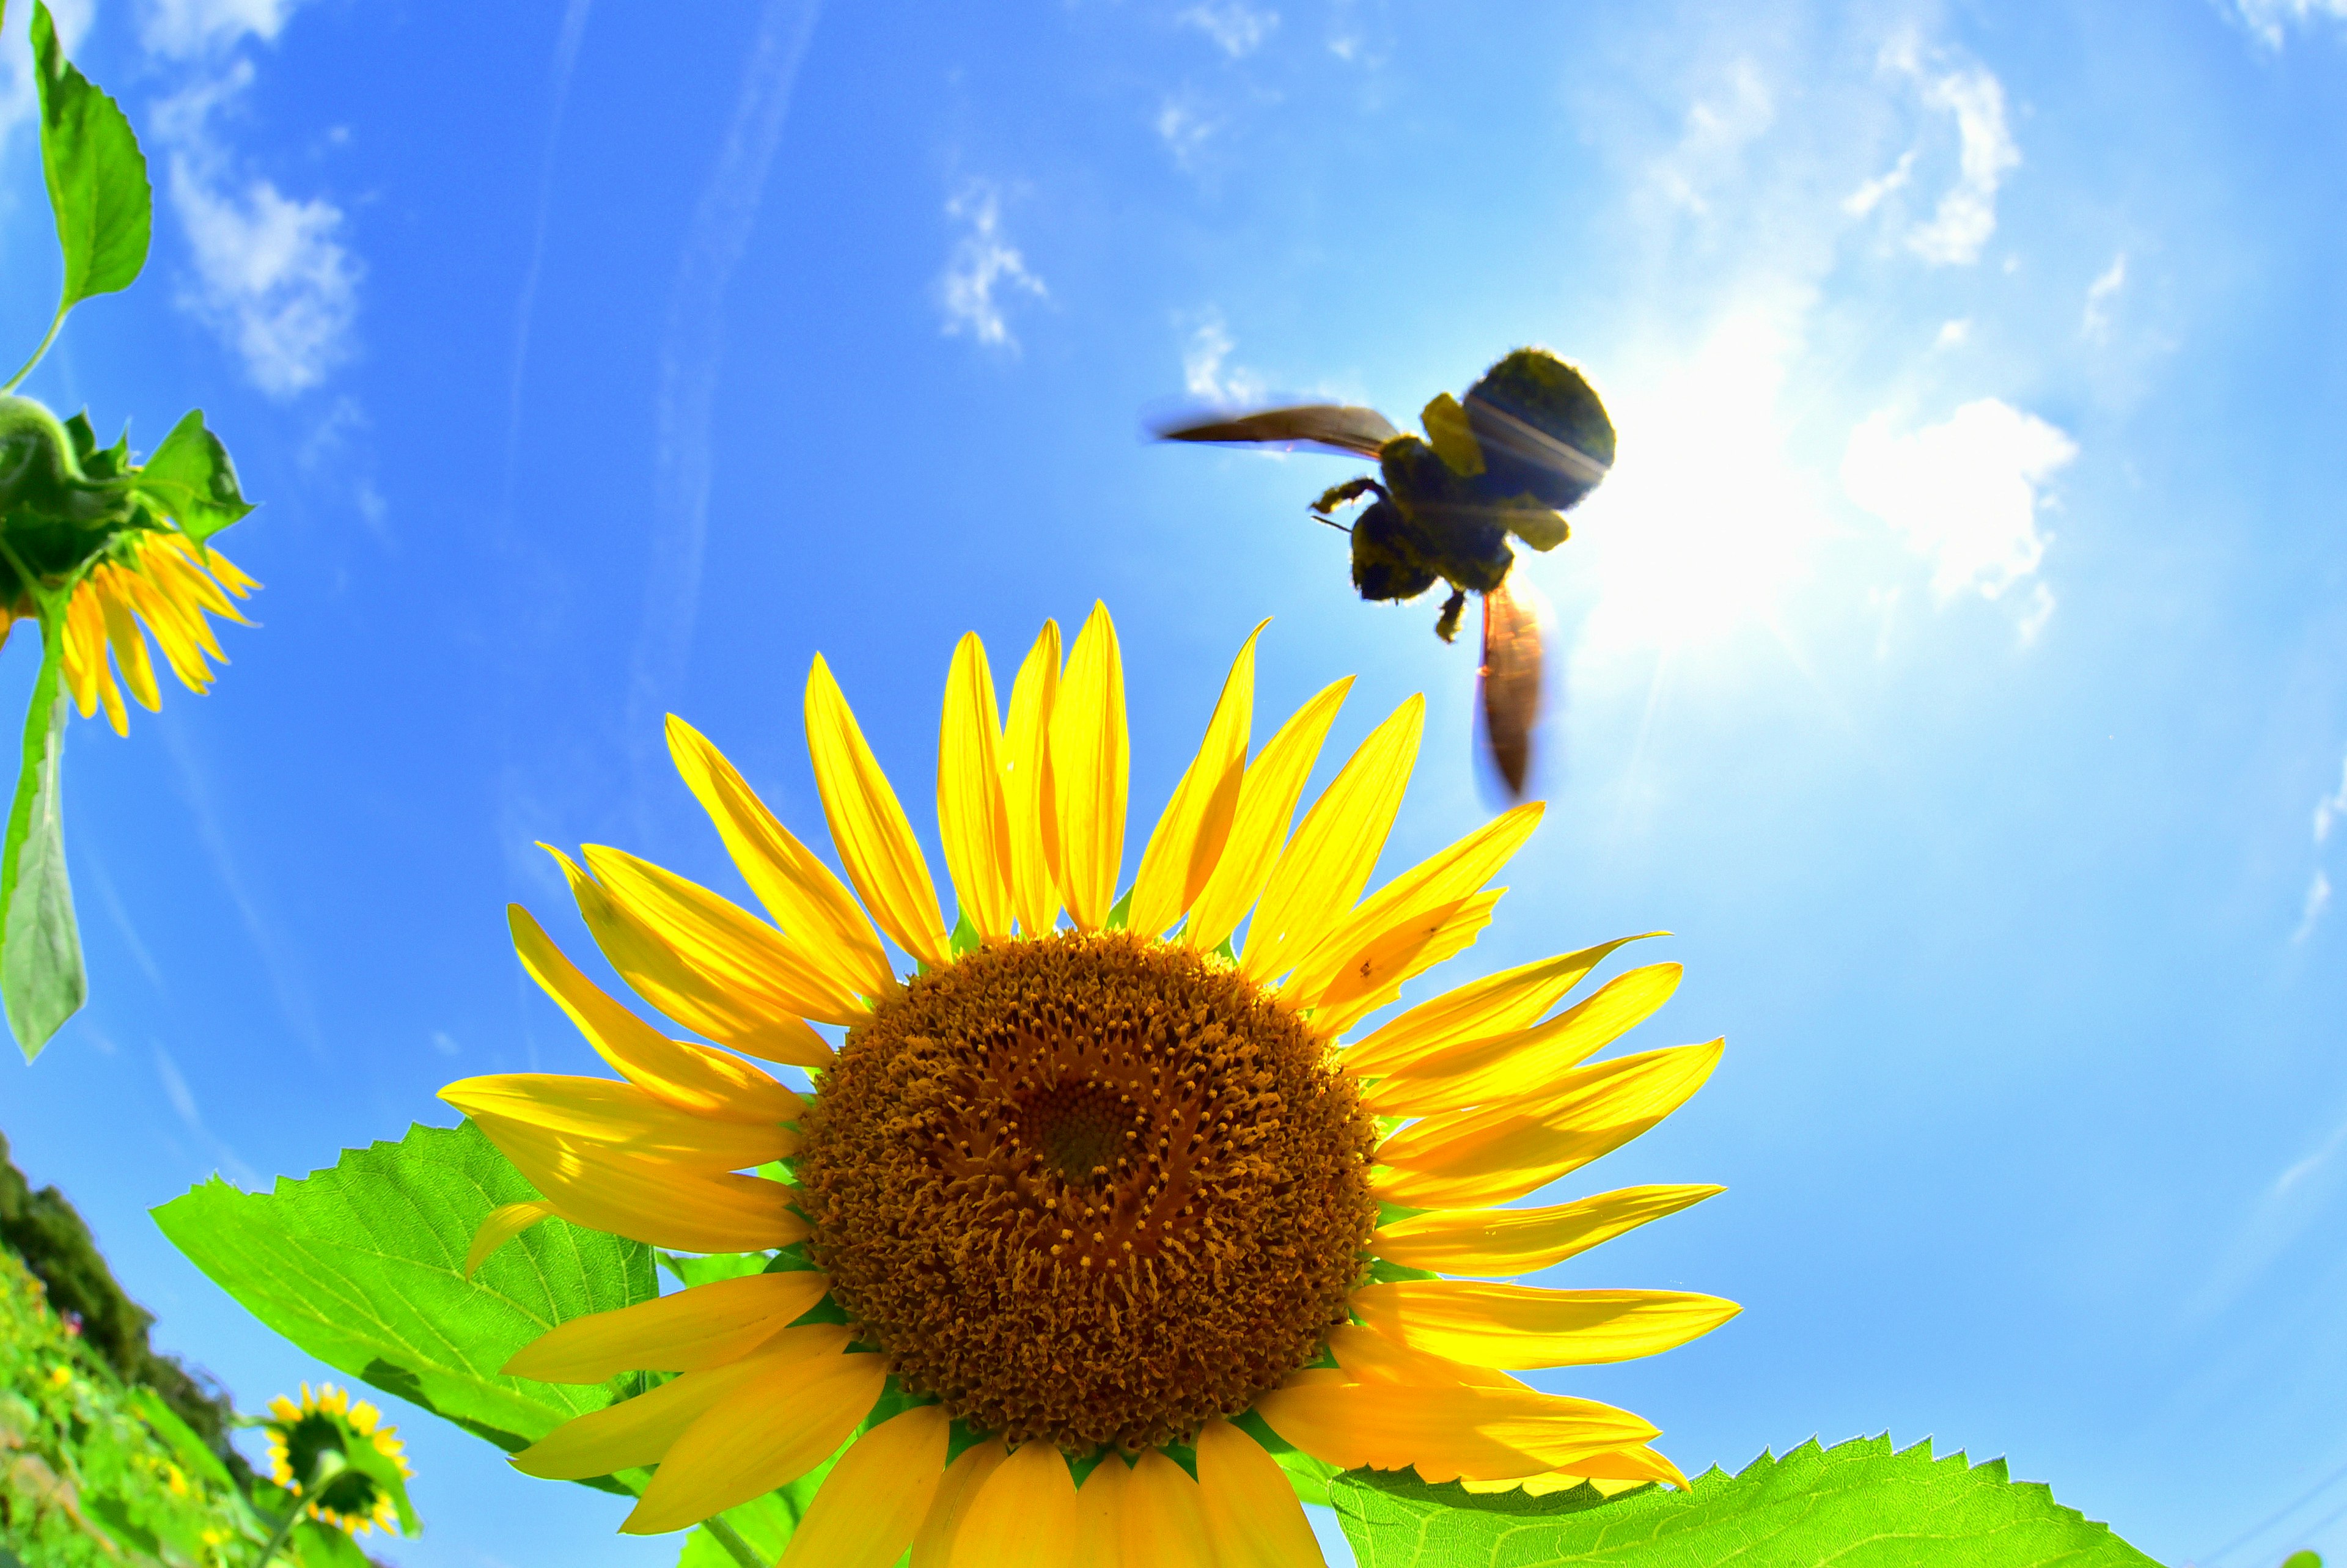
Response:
[[141, 0, 305, 59], [1935, 318, 1971, 349], [2227, 0, 2347, 48], [1654, 60, 1774, 215], [2081, 252, 2127, 342], [1155, 96, 1218, 169], [1180, 312, 1263, 405], [2312, 753, 2346, 844], [1900, 57, 2019, 266], [1843, 149, 1914, 217], [2296, 868, 2333, 943], [154, 64, 358, 395], [1181, 1, 1277, 57], [0, 0, 92, 148], [938, 182, 1045, 349], [1842, 398, 2077, 604]]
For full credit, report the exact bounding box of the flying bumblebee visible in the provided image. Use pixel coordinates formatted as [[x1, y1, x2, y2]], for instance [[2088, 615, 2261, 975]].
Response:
[[1155, 347, 1614, 796]]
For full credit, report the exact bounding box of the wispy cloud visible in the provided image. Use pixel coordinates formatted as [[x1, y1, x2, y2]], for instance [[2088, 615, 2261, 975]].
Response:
[[1842, 398, 2077, 609], [141, 0, 305, 59], [153, 1042, 260, 1186], [938, 181, 1046, 348], [1179, 312, 1263, 405], [1653, 59, 1774, 215], [152, 55, 359, 396], [1888, 46, 2020, 266], [2081, 252, 2127, 342], [2226, 0, 2347, 48], [1934, 318, 1971, 349], [2313, 753, 2347, 844], [1180, 1, 1277, 57], [2292, 753, 2347, 942], [2294, 869, 2333, 945], [1843, 148, 1914, 217]]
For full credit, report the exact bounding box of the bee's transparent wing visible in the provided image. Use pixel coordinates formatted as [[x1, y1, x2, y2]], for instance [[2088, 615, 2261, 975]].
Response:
[[1151, 405, 1400, 458], [1479, 575, 1546, 797]]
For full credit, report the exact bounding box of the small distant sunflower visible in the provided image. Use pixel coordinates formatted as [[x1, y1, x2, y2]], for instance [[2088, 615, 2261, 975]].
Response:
[[262, 1382, 417, 1537], [5, 529, 258, 735], [449, 603, 1737, 1564]]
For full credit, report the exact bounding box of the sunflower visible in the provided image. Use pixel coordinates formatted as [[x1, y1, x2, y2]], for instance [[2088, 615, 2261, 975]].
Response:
[[262, 1382, 417, 1537], [447, 603, 1736, 1564], [39, 530, 257, 735]]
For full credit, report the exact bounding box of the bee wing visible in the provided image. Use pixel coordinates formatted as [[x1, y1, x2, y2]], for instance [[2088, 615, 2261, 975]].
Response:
[[1151, 404, 1400, 458], [1478, 575, 1546, 798], [1463, 393, 1611, 488]]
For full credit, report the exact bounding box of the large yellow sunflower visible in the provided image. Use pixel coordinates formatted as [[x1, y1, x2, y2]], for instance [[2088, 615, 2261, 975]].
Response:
[[4, 529, 259, 735], [446, 603, 1736, 1565]]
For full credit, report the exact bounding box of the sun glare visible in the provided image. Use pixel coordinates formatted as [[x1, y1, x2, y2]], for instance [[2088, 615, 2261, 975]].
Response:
[[1568, 310, 1830, 657]]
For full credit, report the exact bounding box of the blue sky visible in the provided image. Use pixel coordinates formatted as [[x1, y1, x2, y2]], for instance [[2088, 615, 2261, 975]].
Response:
[[2, 1, 2345, 1564]]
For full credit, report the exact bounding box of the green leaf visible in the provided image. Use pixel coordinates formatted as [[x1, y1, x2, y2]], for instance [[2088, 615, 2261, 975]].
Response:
[[32, 2, 149, 309], [1332, 1434, 2165, 1568], [660, 1250, 773, 1288], [288, 1519, 375, 1568], [152, 1121, 661, 1473], [131, 410, 254, 543], [1, 625, 83, 1058]]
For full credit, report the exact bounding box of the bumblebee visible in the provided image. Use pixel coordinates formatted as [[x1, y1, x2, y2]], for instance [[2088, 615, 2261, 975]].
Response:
[[1156, 348, 1614, 795]]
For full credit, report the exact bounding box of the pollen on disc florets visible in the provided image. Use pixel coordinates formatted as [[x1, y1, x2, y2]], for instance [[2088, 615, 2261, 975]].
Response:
[[796, 928, 1379, 1452]]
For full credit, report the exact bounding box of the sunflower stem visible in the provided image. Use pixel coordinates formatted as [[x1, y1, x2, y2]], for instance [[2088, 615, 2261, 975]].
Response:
[[701, 1515, 765, 1568], [252, 1501, 304, 1567]]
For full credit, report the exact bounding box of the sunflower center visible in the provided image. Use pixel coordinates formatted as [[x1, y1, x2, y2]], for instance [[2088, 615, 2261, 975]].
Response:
[[796, 928, 1379, 1452]]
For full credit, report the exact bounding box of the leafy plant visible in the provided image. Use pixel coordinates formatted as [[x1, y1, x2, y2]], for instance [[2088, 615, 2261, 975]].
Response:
[[0, 0, 256, 1059]]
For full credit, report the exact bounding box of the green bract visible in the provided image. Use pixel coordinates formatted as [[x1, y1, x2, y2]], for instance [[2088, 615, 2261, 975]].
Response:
[[0, 0, 257, 1060]]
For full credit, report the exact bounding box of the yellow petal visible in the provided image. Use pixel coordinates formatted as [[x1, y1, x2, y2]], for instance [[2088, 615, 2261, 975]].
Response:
[[1373, 1039, 1724, 1209], [1183, 678, 1351, 955], [1309, 889, 1504, 1039], [779, 1405, 952, 1568], [1351, 1280, 1742, 1369], [1343, 934, 1661, 1078], [910, 1438, 1008, 1568], [937, 633, 1016, 942], [1000, 620, 1063, 937], [1051, 603, 1128, 932], [806, 654, 952, 969], [578, 843, 867, 1032], [1241, 695, 1423, 986], [441, 1074, 796, 1173], [1193, 1418, 1323, 1568], [1073, 1452, 1128, 1566], [97, 577, 161, 711], [1251, 1378, 1657, 1484], [509, 1327, 848, 1479], [1460, 1444, 1689, 1495], [1323, 1324, 1519, 1389], [463, 1201, 557, 1278], [1359, 962, 1683, 1115], [1370, 1184, 1725, 1275], [1122, 1446, 1215, 1568], [666, 716, 896, 1000], [949, 1438, 1077, 1568], [507, 905, 803, 1124], [623, 1349, 887, 1533], [1282, 802, 1541, 1011], [471, 1113, 808, 1253], [502, 1270, 831, 1383], [1126, 621, 1263, 940]]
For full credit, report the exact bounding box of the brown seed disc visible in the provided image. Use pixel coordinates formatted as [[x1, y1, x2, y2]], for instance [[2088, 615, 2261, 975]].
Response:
[[795, 929, 1379, 1452]]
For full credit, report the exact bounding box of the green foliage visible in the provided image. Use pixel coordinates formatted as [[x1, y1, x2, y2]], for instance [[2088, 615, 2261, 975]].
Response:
[[28, 0, 150, 328], [0, 1130, 246, 1484], [133, 412, 254, 546], [153, 1121, 659, 1479], [1331, 1434, 2163, 1568], [0, 1244, 350, 1566], [2, 668, 79, 1055], [2282, 1553, 2323, 1568]]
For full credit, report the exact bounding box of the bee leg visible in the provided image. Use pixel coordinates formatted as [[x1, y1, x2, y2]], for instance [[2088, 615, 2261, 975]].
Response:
[[1433, 587, 1467, 643], [1312, 476, 1385, 519]]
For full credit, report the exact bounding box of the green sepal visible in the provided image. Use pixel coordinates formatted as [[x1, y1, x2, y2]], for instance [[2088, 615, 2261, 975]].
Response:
[[131, 409, 253, 543], [152, 1121, 660, 1488], [0, 617, 83, 1057], [1105, 887, 1133, 930], [10, 1, 150, 391], [949, 910, 982, 956], [1364, 1256, 1441, 1284], [1331, 1434, 2164, 1568], [660, 1250, 773, 1287]]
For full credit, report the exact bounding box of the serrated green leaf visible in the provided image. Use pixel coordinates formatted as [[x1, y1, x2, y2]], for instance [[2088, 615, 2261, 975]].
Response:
[[152, 1121, 659, 1470], [1332, 1434, 2165, 1568], [131, 410, 253, 543], [1, 628, 83, 1058], [660, 1251, 773, 1288], [31, 2, 149, 310]]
